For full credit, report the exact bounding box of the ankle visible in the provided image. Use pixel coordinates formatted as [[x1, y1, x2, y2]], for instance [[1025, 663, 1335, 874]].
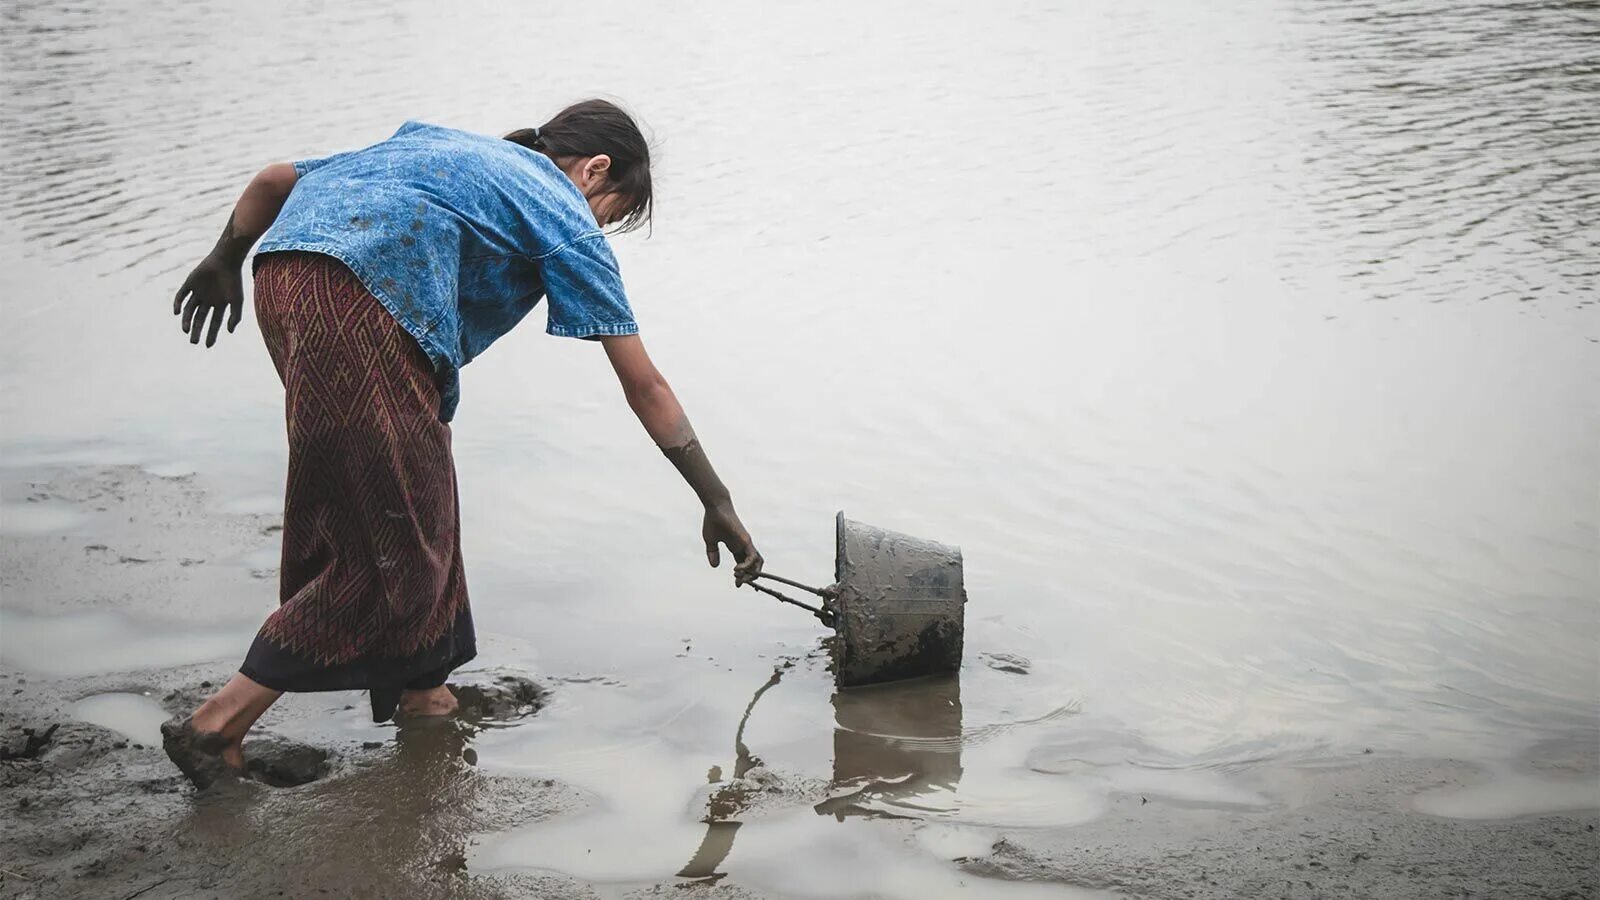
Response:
[[399, 686, 458, 716], [189, 703, 235, 740]]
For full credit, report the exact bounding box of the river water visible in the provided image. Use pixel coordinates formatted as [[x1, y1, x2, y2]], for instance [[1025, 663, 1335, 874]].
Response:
[[1, 0, 1596, 895]]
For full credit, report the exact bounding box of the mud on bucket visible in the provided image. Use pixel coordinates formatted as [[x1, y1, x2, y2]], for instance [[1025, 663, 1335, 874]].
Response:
[[830, 512, 966, 688]]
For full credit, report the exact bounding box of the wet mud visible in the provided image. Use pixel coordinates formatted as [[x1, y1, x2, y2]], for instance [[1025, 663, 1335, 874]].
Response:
[[2, 466, 1596, 900], [0, 706, 584, 900], [451, 672, 547, 724], [241, 735, 334, 787], [960, 754, 1600, 900]]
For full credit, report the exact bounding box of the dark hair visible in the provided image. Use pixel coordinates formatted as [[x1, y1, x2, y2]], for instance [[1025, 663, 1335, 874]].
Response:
[[505, 99, 653, 234]]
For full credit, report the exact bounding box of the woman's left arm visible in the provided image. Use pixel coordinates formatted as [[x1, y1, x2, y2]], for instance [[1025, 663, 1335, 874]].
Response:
[[173, 162, 299, 347]]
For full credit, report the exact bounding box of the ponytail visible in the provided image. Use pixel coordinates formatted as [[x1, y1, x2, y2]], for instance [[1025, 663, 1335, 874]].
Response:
[[507, 99, 653, 234]]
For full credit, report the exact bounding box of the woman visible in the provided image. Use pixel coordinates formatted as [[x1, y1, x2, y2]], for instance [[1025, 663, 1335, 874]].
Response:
[[162, 100, 762, 788]]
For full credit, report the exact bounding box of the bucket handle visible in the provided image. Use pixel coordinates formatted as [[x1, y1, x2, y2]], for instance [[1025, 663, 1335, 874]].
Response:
[[743, 572, 837, 628]]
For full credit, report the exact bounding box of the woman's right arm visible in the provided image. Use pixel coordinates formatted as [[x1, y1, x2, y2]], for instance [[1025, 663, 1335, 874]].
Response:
[[600, 334, 764, 585], [173, 162, 299, 347]]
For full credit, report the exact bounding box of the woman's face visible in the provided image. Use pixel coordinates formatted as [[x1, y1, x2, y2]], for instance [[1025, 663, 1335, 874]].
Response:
[[587, 192, 630, 229], [564, 155, 628, 228]]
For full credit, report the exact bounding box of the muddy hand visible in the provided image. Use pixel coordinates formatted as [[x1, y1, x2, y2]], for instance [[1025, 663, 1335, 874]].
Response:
[[173, 251, 244, 348], [703, 503, 763, 585]]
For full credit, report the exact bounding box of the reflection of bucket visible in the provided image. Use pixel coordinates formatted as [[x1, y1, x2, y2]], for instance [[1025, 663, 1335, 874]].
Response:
[[829, 673, 964, 789], [832, 512, 966, 688], [817, 674, 964, 820], [746, 511, 966, 688]]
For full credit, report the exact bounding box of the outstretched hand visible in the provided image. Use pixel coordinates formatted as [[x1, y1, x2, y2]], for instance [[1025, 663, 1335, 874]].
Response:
[[703, 503, 762, 586], [173, 252, 244, 347]]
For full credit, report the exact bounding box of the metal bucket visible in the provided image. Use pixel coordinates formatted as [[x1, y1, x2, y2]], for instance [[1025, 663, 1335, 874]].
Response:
[[747, 511, 966, 688], [831, 513, 966, 687]]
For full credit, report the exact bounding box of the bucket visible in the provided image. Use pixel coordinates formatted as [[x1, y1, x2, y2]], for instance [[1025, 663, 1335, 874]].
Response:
[[745, 511, 966, 688]]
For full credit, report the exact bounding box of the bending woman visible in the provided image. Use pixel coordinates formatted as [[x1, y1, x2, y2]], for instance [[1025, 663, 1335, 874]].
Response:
[[162, 100, 762, 788]]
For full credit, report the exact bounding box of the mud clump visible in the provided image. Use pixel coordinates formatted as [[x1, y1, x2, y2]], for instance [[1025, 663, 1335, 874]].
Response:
[[0, 723, 59, 760], [160, 718, 234, 789], [161, 721, 336, 790], [245, 736, 333, 787], [451, 673, 546, 723]]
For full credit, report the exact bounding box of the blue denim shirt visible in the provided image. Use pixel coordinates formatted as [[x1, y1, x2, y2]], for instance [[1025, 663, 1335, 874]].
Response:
[[255, 121, 638, 422]]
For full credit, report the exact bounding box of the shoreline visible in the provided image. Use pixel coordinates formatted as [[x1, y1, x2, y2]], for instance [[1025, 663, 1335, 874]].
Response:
[[1, 465, 1595, 899]]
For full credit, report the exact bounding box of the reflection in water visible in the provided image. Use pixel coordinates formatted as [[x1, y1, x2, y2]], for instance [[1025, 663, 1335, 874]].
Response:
[[818, 675, 964, 820], [179, 719, 499, 898], [678, 666, 787, 880], [680, 670, 967, 877], [676, 822, 742, 883]]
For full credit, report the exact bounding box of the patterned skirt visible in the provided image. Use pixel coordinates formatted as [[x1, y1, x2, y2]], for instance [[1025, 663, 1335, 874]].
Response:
[[241, 251, 475, 721]]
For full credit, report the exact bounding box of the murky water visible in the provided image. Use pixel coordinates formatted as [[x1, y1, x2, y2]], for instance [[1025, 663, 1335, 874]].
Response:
[[69, 692, 169, 746], [1, 0, 1595, 892]]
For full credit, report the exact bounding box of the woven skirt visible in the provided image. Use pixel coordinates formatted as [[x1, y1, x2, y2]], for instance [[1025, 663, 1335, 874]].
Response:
[[241, 251, 475, 721]]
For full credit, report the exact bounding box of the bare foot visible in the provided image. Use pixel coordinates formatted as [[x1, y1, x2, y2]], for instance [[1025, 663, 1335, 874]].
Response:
[[161, 717, 244, 789], [397, 685, 458, 718]]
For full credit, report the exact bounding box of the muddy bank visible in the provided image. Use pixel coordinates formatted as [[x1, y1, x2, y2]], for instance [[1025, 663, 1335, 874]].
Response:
[[4, 679, 1593, 900], [0, 667, 576, 900], [960, 754, 1599, 899], [0, 466, 579, 899], [2, 465, 1596, 899]]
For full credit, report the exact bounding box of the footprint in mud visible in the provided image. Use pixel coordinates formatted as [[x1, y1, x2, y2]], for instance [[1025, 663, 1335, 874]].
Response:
[[157, 683, 338, 789], [243, 736, 334, 788], [153, 673, 542, 789], [982, 652, 1032, 675], [449, 672, 546, 724], [0, 723, 60, 760]]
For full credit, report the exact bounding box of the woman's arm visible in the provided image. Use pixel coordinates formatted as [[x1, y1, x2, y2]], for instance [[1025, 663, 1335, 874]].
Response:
[[600, 334, 764, 584], [173, 162, 299, 347]]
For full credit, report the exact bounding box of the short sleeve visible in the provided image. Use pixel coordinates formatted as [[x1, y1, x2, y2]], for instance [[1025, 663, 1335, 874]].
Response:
[[542, 235, 639, 339], [291, 152, 352, 178]]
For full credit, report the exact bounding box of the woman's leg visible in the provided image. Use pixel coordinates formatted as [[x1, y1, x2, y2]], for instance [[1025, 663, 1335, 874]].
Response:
[[396, 663, 459, 717], [398, 686, 458, 717], [248, 253, 475, 726], [163, 673, 281, 788], [189, 673, 283, 766]]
